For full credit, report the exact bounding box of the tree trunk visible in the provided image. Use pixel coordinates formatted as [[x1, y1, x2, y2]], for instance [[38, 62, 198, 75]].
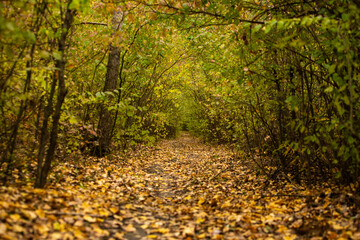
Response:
[[96, 8, 123, 156], [34, 3, 75, 188]]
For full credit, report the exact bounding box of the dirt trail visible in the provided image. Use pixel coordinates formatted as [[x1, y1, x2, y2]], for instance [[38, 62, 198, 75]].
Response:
[[141, 133, 229, 198], [123, 132, 235, 239], [0, 132, 358, 240]]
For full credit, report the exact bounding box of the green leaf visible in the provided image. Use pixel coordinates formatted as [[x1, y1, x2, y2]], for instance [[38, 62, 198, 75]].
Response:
[[343, 95, 350, 105], [263, 24, 272, 34], [53, 51, 62, 60], [341, 13, 349, 21], [328, 64, 336, 74], [5, 22, 15, 31], [182, 3, 190, 12], [95, 92, 105, 99], [25, 31, 36, 43], [277, 20, 284, 29], [301, 16, 313, 26], [324, 86, 334, 93], [40, 51, 51, 59], [253, 25, 262, 32], [69, 116, 78, 124], [69, 0, 89, 10]]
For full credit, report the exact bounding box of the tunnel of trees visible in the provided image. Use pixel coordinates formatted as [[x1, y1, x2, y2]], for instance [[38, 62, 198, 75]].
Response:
[[0, 0, 359, 188]]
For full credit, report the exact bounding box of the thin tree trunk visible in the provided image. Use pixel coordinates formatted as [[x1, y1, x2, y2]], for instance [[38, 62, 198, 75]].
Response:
[[0, 0, 45, 182], [1, 44, 35, 182], [35, 3, 75, 188], [96, 8, 124, 156]]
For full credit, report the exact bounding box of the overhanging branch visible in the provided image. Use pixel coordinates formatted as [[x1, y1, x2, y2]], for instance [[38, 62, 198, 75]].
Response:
[[77, 22, 108, 26]]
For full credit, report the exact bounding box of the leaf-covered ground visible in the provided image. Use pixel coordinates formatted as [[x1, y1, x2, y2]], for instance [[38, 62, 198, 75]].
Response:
[[1, 132, 359, 240]]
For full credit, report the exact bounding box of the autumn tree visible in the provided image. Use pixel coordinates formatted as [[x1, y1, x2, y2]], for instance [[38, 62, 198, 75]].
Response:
[[0, 0, 88, 187]]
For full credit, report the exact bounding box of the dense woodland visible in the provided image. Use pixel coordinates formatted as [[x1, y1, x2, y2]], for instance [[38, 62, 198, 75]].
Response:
[[0, 0, 359, 189], [1, 0, 360, 239]]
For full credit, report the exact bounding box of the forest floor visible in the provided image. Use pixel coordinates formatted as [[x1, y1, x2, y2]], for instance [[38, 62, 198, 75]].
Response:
[[0, 132, 359, 240]]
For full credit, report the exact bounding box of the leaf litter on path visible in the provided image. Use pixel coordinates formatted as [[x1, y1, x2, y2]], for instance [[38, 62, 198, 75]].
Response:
[[0, 132, 359, 239]]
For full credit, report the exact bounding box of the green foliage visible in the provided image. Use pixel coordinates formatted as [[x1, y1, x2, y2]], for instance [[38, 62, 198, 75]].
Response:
[[169, 0, 360, 184]]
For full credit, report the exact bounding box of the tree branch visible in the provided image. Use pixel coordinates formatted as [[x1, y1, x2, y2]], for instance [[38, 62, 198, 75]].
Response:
[[77, 22, 108, 26]]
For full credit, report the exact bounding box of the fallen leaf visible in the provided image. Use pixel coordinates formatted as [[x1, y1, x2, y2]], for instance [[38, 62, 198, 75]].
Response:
[[0, 222, 7, 234], [35, 209, 45, 218], [83, 215, 97, 223], [183, 225, 195, 236], [124, 224, 136, 232]]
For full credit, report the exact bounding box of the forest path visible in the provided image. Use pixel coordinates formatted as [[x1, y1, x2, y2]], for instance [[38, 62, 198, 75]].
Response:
[[122, 132, 237, 239], [0, 132, 358, 240]]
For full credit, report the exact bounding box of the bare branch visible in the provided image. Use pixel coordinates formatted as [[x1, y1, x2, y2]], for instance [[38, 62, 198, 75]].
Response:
[[77, 22, 108, 26]]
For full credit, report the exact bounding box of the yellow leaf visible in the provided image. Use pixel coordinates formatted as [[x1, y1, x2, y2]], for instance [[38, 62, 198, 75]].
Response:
[[276, 225, 288, 233], [53, 222, 61, 231], [21, 210, 37, 220], [83, 215, 97, 223], [148, 235, 158, 239], [37, 224, 50, 234], [198, 197, 205, 205], [290, 219, 303, 228], [9, 214, 21, 222], [283, 235, 297, 240], [0, 222, 7, 234], [94, 226, 109, 236], [332, 224, 343, 231], [74, 220, 84, 227], [196, 218, 205, 224], [81, 202, 92, 212], [63, 233, 74, 240], [183, 225, 195, 236], [197, 233, 207, 239], [221, 200, 232, 209], [35, 209, 45, 218], [0, 209, 7, 218], [323, 200, 331, 209], [124, 224, 136, 232], [12, 224, 24, 233], [0, 201, 9, 208], [125, 204, 134, 209], [109, 207, 118, 214], [114, 232, 124, 239], [33, 188, 46, 194], [98, 209, 110, 217], [49, 232, 62, 240], [141, 224, 150, 230], [73, 229, 86, 238], [155, 228, 169, 234]]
